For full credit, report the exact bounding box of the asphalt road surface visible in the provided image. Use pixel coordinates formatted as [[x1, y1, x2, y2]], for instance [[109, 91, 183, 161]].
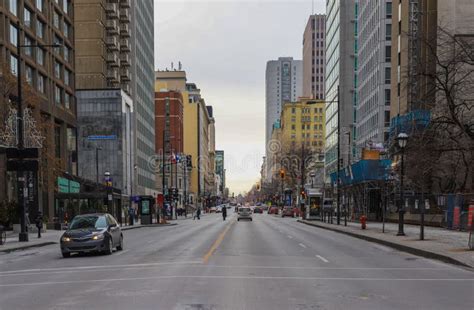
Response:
[[0, 212, 472, 310]]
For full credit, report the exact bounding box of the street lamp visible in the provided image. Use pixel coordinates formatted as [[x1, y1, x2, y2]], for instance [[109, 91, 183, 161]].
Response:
[[396, 132, 408, 236], [15, 18, 61, 242]]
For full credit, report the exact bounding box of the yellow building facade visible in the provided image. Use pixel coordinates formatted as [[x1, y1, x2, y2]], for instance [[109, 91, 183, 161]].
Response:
[[280, 98, 326, 154]]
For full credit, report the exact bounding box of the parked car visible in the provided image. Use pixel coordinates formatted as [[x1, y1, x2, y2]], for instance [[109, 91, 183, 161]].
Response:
[[60, 213, 123, 258], [209, 206, 217, 213], [215, 206, 222, 213], [268, 206, 279, 215], [281, 206, 294, 217], [237, 207, 253, 221], [253, 207, 263, 214]]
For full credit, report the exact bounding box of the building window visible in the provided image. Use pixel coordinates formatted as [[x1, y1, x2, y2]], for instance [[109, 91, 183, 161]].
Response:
[[385, 89, 391, 106], [386, 2, 392, 18], [385, 46, 391, 62], [38, 74, 45, 93], [385, 68, 391, 84], [9, 0, 17, 16], [36, 0, 43, 11], [63, 0, 69, 13], [64, 92, 70, 109], [64, 47, 70, 62], [26, 66, 33, 85], [386, 24, 392, 41], [291, 107, 295, 114], [54, 61, 61, 79], [36, 20, 44, 39], [37, 48, 44, 66], [24, 8, 32, 27], [53, 11, 60, 28], [55, 85, 61, 105], [10, 55, 18, 76], [63, 22, 70, 38], [291, 124, 295, 130], [64, 69, 70, 86], [24, 36, 33, 56], [10, 24, 18, 47]]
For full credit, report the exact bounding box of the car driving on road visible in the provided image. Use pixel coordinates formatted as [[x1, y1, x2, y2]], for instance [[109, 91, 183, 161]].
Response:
[[60, 213, 123, 258], [237, 207, 252, 221]]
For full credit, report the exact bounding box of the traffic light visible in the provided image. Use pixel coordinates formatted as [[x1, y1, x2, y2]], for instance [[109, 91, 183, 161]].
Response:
[[301, 190, 306, 199], [186, 155, 192, 168], [279, 169, 285, 179]]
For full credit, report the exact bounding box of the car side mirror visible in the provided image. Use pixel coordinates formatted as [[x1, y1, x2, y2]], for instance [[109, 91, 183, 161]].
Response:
[[109, 223, 117, 229]]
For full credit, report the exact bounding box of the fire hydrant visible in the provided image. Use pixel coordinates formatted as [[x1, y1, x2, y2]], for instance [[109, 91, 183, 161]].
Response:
[[360, 215, 367, 230]]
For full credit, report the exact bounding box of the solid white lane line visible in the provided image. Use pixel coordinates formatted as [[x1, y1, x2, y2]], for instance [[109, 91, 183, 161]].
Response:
[[298, 243, 307, 248], [0, 261, 203, 275], [287, 235, 293, 239], [316, 255, 329, 263], [1, 276, 472, 287]]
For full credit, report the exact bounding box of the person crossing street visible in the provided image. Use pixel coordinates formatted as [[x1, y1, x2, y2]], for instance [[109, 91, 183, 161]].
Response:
[[222, 205, 227, 221]]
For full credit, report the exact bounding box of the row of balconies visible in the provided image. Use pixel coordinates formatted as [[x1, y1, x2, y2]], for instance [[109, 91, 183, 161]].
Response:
[[106, 68, 130, 82], [106, 51, 130, 67], [106, 21, 130, 36], [105, 36, 130, 51], [120, 0, 130, 9]]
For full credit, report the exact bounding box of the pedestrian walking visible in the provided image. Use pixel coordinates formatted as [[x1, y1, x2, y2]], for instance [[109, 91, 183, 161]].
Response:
[[35, 212, 43, 238], [222, 206, 227, 221]]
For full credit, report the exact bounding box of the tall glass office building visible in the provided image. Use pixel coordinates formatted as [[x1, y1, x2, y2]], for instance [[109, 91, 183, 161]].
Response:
[[131, 0, 156, 195], [324, 0, 356, 176]]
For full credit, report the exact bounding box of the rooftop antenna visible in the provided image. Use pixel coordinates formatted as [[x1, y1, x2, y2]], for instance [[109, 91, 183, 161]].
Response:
[[171, 62, 174, 70], [312, 0, 314, 15], [178, 61, 182, 70]]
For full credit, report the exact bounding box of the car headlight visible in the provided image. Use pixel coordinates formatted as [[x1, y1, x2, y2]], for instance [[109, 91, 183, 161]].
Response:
[[62, 236, 71, 242], [92, 234, 104, 240]]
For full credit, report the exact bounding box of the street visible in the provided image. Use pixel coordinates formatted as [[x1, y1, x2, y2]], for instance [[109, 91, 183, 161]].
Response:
[[0, 212, 472, 310]]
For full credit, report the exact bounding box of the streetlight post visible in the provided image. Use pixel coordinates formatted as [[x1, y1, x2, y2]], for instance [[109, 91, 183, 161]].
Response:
[[396, 133, 408, 236], [96, 147, 102, 184], [15, 19, 61, 242]]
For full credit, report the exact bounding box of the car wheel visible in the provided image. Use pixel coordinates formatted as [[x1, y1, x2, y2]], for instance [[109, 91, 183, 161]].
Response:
[[62, 252, 70, 258], [105, 237, 114, 255], [250, 218, 253, 221], [238, 218, 240, 221], [116, 235, 124, 251]]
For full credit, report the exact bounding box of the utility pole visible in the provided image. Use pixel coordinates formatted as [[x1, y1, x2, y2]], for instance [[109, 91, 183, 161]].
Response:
[[96, 147, 101, 184]]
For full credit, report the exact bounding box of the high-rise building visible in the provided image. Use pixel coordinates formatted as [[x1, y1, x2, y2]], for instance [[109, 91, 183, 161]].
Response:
[[324, 0, 356, 175], [130, 0, 155, 196], [75, 0, 132, 93], [390, 0, 438, 119], [265, 57, 302, 182], [75, 0, 155, 199], [355, 0, 392, 154], [302, 14, 326, 100], [265, 57, 302, 148], [0, 0, 76, 220]]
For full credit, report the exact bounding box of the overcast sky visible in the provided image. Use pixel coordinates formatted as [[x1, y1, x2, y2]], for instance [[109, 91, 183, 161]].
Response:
[[154, 0, 326, 194]]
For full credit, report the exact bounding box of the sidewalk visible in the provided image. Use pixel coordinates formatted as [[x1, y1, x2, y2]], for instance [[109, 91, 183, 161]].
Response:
[[298, 219, 474, 269], [0, 219, 176, 253]]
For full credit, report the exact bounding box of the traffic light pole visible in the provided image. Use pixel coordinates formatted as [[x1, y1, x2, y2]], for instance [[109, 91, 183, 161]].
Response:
[[336, 86, 341, 225]]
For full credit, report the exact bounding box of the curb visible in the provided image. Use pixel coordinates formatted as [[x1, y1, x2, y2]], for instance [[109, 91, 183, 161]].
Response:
[[297, 220, 473, 269], [0, 241, 57, 253]]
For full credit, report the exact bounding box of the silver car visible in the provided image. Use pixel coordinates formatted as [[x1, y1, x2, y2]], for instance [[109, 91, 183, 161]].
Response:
[[237, 207, 252, 221]]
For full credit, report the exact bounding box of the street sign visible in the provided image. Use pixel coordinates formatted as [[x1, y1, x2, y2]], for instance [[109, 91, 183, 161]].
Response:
[[87, 135, 117, 141], [7, 159, 38, 171], [6, 148, 39, 159]]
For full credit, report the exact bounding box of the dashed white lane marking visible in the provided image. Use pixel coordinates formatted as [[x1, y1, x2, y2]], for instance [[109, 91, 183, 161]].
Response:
[[287, 235, 293, 239], [115, 249, 130, 256], [298, 243, 307, 248], [316, 255, 329, 263]]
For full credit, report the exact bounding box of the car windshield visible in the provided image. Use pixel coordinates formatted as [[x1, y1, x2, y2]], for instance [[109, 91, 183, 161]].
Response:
[[69, 216, 107, 230]]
